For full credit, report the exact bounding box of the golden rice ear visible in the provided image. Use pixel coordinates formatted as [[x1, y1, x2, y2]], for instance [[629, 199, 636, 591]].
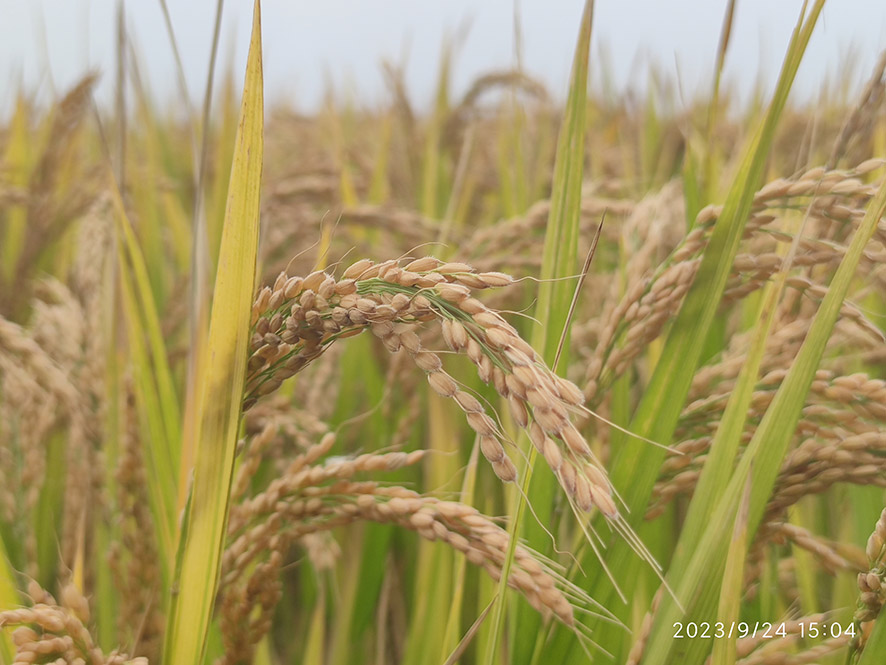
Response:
[[247, 255, 622, 511], [0, 580, 148, 664]]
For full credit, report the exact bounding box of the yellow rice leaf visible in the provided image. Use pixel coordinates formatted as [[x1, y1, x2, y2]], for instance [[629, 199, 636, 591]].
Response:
[[0, 541, 17, 663], [162, 1, 263, 663], [0, 97, 30, 285]]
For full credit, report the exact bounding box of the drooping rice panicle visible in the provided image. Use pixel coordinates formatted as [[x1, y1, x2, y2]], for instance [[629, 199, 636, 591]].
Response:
[[246, 257, 620, 518]]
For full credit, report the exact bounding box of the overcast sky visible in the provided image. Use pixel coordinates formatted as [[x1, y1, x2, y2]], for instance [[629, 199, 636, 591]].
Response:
[[1, 1, 886, 115]]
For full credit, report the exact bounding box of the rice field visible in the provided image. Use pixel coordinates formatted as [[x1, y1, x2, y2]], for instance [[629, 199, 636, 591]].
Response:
[[1, 1, 886, 664]]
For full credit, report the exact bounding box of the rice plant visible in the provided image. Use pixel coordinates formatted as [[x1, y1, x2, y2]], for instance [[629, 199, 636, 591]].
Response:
[[1, 1, 886, 664]]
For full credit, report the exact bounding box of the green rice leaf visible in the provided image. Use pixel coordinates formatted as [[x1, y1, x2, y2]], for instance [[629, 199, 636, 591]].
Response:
[[488, 2, 593, 663], [710, 475, 751, 665], [116, 250, 176, 568], [858, 610, 886, 665], [110, 179, 181, 486]]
